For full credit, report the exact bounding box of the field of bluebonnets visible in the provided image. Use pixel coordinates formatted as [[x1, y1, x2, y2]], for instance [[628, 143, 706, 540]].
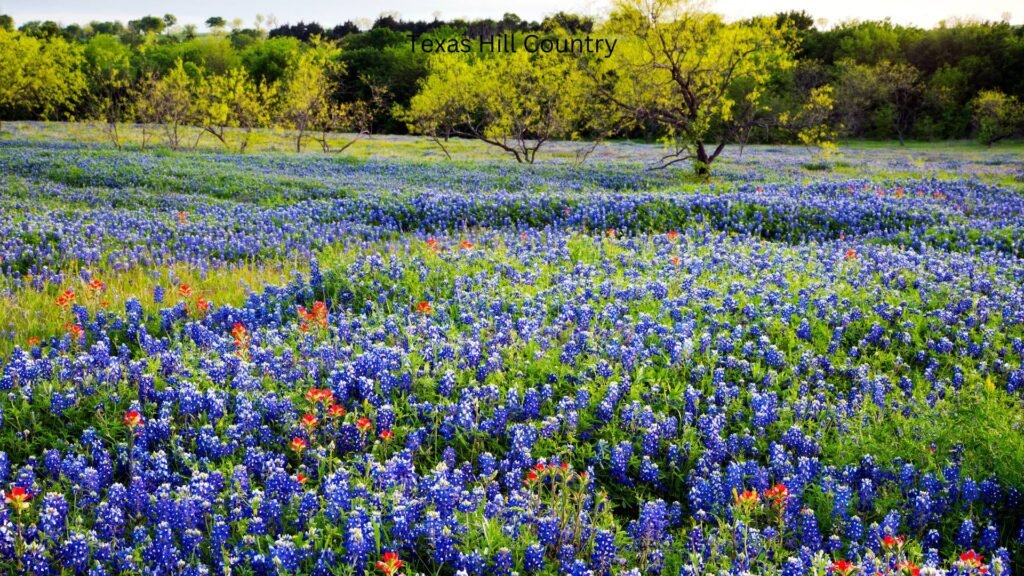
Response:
[[1, 136, 1024, 576]]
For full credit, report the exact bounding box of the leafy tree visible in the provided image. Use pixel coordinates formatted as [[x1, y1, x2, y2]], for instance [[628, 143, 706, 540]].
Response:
[[83, 34, 134, 148], [128, 16, 165, 37], [270, 21, 326, 42], [278, 37, 342, 152], [338, 27, 426, 132], [0, 15, 13, 32], [782, 84, 838, 155], [241, 36, 302, 84], [197, 67, 277, 151], [874, 61, 923, 145], [206, 17, 227, 32], [591, 0, 795, 175], [18, 20, 61, 39], [136, 59, 196, 149], [971, 90, 1023, 146], [404, 48, 598, 163], [0, 29, 86, 130]]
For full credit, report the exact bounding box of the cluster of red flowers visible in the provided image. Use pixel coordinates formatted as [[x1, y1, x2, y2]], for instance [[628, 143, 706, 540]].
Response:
[[55, 289, 76, 308], [231, 323, 250, 358], [176, 284, 212, 317], [845, 249, 858, 260], [732, 483, 790, 510], [416, 301, 433, 315], [298, 301, 329, 331], [123, 410, 143, 429], [829, 559, 857, 576], [375, 552, 404, 576], [4, 487, 31, 512], [290, 387, 354, 459], [666, 230, 680, 242], [176, 211, 188, 225], [959, 551, 987, 573], [88, 278, 106, 293], [66, 323, 85, 342], [459, 240, 474, 250], [523, 461, 585, 485], [763, 483, 789, 507], [426, 238, 440, 252]]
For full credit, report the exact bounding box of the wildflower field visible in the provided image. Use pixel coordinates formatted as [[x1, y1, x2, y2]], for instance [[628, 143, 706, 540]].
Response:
[[1, 137, 1024, 576]]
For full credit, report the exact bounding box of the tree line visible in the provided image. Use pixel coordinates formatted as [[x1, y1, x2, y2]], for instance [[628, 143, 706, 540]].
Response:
[[1, 1, 1023, 174]]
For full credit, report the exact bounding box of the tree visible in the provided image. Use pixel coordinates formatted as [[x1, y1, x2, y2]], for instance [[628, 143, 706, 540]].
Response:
[[206, 17, 227, 32], [0, 29, 86, 130], [875, 61, 923, 145], [136, 59, 196, 149], [782, 84, 838, 155], [0, 15, 14, 32], [128, 16, 165, 37], [278, 37, 342, 152], [83, 34, 134, 148], [972, 90, 1023, 146], [404, 47, 599, 163], [591, 0, 795, 175], [241, 36, 302, 84], [197, 67, 277, 151]]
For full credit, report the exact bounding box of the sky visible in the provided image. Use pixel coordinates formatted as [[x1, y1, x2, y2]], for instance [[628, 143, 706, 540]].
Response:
[[1, 0, 1019, 29]]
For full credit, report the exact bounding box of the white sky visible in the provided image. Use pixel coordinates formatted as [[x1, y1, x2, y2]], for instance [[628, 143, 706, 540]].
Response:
[[0, 0, 1018, 29]]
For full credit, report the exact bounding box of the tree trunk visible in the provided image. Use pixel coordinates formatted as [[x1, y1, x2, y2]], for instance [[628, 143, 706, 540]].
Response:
[[694, 143, 711, 177]]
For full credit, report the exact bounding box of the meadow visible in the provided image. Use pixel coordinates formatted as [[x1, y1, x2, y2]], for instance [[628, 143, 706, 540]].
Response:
[[0, 131, 1023, 575]]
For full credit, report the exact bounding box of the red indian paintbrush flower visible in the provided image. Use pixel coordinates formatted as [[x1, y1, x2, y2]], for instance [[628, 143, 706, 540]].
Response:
[[356, 417, 373, 433], [298, 301, 329, 330], [459, 240, 474, 250], [764, 483, 789, 507], [416, 301, 432, 315], [231, 323, 250, 355], [897, 561, 920, 576], [882, 534, 905, 550], [299, 414, 319, 430], [56, 289, 76, 308], [88, 278, 106, 292], [4, 487, 31, 512], [178, 284, 193, 297], [305, 387, 334, 405], [67, 324, 85, 341], [829, 560, 857, 576], [734, 489, 759, 506], [375, 552, 404, 576], [289, 437, 307, 453], [328, 403, 346, 418], [123, 410, 143, 428], [379, 430, 393, 441], [959, 551, 984, 569]]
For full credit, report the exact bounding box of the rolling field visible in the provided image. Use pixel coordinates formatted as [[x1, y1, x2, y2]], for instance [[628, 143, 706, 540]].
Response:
[[0, 134, 1023, 575]]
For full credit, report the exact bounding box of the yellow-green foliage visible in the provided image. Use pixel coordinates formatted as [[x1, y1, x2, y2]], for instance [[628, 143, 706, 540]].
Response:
[[787, 85, 838, 155], [597, 0, 795, 173], [403, 47, 597, 163], [0, 28, 87, 122], [279, 37, 343, 152], [197, 67, 278, 151], [972, 89, 1024, 146]]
